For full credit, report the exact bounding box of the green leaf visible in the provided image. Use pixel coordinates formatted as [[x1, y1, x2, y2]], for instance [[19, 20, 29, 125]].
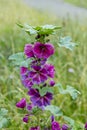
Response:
[[45, 105, 63, 116], [63, 116, 75, 127], [9, 52, 32, 67], [58, 36, 77, 51], [55, 83, 80, 100], [0, 118, 9, 128], [39, 87, 53, 96], [0, 108, 8, 117]]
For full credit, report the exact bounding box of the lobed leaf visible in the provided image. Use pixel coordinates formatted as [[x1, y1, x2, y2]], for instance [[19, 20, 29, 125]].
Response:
[[55, 83, 80, 100], [58, 36, 77, 51], [45, 105, 63, 116]]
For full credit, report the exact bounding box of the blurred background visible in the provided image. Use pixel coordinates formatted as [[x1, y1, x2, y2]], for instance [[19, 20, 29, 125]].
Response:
[[0, 0, 87, 129]]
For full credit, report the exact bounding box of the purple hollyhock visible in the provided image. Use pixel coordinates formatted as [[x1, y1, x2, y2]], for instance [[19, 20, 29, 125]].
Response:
[[24, 44, 34, 58], [62, 124, 69, 130], [33, 42, 54, 59], [23, 115, 29, 123], [28, 88, 53, 108], [52, 121, 61, 130], [49, 80, 55, 87], [29, 66, 48, 84], [16, 98, 26, 108], [85, 122, 87, 130], [44, 64, 55, 78], [30, 126, 40, 130]]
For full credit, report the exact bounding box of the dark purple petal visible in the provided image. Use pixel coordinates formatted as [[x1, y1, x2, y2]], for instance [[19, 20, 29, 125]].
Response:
[[20, 67, 28, 75], [32, 65, 41, 71], [28, 89, 53, 108], [85, 122, 87, 130], [16, 98, 26, 108], [51, 115, 55, 122], [39, 74, 48, 83], [44, 64, 55, 78], [23, 115, 28, 123], [52, 121, 61, 130], [62, 124, 69, 130], [30, 126, 40, 130], [49, 80, 55, 87], [24, 44, 34, 58]]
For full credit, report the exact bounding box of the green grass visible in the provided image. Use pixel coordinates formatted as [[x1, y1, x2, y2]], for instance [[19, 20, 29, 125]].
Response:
[[0, 0, 87, 129], [65, 0, 87, 8]]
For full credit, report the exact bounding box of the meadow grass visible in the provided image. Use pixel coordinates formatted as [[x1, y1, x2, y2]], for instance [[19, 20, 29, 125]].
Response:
[[64, 0, 87, 8], [0, 0, 87, 129]]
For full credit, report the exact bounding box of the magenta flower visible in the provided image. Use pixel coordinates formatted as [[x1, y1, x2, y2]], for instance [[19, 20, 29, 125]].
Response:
[[30, 126, 40, 130], [28, 88, 53, 108], [49, 80, 55, 87], [44, 64, 55, 78], [24, 44, 34, 58], [26, 103, 33, 111], [52, 121, 61, 130], [29, 66, 48, 84], [20, 67, 28, 75], [23, 115, 29, 123], [85, 122, 87, 130], [21, 74, 33, 89], [16, 98, 26, 108], [62, 124, 69, 130], [33, 42, 54, 59]]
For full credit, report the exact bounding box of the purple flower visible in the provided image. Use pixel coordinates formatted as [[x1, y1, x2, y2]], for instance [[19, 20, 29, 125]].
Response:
[[23, 115, 29, 123], [62, 124, 69, 130], [16, 98, 26, 108], [31, 58, 47, 66], [49, 80, 55, 87], [20, 67, 28, 75], [21, 74, 33, 89], [28, 88, 53, 108], [29, 66, 48, 84], [33, 42, 54, 59], [26, 103, 33, 111], [85, 122, 87, 130], [24, 44, 34, 58], [44, 64, 55, 78], [30, 126, 40, 130], [52, 121, 61, 130]]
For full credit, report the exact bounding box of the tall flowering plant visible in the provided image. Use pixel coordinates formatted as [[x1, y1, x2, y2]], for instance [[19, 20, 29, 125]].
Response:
[[9, 24, 81, 129]]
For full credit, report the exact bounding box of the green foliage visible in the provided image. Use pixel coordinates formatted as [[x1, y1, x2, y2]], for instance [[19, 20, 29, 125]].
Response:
[[45, 105, 63, 116], [17, 23, 61, 36], [0, 108, 10, 128], [9, 52, 32, 67], [58, 36, 77, 51], [55, 83, 80, 99], [63, 116, 75, 127]]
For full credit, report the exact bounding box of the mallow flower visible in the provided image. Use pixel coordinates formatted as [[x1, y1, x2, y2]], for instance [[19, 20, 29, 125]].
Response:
[[33, 42, 54, 59], [24, 44, 34, 58], [52, 121, 61, 130], [29, 65, 48, 84], [44, 64, 55, 78], [16, 98, 26, 108], [30, 126, 40, 130], [28, 88, 53, 108], [62, 124, 69, 130], [23, 115, 29, 123]]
